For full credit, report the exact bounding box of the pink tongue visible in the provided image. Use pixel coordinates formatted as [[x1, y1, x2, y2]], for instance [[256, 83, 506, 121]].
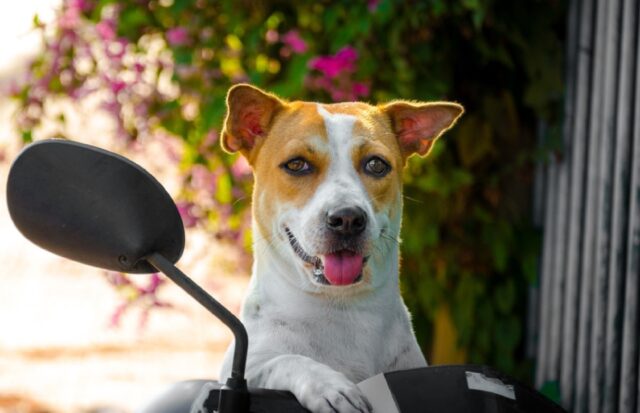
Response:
[[323, 251, 364, 285]]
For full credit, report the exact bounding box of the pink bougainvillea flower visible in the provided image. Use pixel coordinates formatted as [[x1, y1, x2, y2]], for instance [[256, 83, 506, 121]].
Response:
[[166, 27, 189, 46], [68, 0, 90, 12], [308, 46, 358, 78], [190, 164, 218, 194], [282, 30, 307, 54], [306, 45, 369, 102], [59, 7, 81, 30], [352, 82, 370, 98], [176, 201, 198, 228], [105, 39, 127, 60], [109, 302, 128, 327], [133, 62, 145, 74], [157, 133, 182, 163], [197, 130, 219, 157], [265, 29, 279, 44], [204, 129, 218, 144], [104, 271, 132, 289], [141, 273, 165, 294], [108, 78, 126, 94], [105, 271, 172, 329], [335, 46, 358, 63], [96, 19, 116, 41], [231, 155, 252, 179], [368, 0, 381, 12]]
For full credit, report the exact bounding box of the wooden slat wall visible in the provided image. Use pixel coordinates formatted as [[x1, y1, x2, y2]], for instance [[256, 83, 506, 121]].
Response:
[[534, 0, 640, 412]]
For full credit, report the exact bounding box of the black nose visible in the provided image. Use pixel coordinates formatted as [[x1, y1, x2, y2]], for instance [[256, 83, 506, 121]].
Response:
[[326, 207, 367, 236]]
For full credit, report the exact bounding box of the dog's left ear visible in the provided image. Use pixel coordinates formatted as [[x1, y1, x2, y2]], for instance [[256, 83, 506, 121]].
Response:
[[382, 101, 464, 158], [221, 84, 284, 156]]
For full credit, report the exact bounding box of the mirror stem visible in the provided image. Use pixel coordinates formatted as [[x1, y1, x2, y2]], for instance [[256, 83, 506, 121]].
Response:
[[146, 252, 248, 385]]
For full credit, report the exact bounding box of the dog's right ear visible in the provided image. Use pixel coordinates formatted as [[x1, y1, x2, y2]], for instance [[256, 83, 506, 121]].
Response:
[[221, 84, 284, 156], [382, 100, 463, 159]]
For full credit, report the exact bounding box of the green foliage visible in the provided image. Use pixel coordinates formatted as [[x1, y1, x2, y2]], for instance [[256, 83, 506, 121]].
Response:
[[540, 380, 562, 404], [12, 0, 566, 381]]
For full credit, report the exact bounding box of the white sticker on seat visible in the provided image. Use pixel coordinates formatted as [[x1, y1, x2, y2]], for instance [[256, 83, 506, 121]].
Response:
[[465, 371, 516, 400], [358, 373, 400, 413]]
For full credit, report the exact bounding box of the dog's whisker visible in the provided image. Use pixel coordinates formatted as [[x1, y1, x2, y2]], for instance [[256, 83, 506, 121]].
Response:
[[254, 233, 288, 258], [380, 232, 400, 244], [402, 195, 423, 204]]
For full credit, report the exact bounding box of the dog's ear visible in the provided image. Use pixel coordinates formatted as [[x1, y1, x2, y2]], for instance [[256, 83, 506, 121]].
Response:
[[221, 84, 284, 155], [382, 101, 463, 158]]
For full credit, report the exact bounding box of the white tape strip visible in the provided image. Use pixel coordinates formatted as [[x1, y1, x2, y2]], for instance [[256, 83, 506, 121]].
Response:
[[465, 371, 516, 400], [358, 373, 400, 413]]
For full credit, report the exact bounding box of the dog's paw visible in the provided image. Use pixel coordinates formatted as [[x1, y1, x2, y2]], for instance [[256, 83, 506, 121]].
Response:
[[295, 371, 372, 413]]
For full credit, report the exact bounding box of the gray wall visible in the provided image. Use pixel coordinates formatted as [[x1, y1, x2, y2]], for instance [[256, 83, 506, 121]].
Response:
[[533, 0, 640, 412]]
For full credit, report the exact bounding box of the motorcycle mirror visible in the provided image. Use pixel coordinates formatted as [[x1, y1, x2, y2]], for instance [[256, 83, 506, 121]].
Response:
[[7, 140, 249, 407], [7, 139, 185, 273]]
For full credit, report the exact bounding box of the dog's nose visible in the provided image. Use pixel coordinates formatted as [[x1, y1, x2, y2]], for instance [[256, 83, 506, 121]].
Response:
[[326, 207, 367, 236]]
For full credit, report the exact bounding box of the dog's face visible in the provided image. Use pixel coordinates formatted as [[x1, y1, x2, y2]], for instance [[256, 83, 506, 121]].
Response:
[[222, 85, 462, 294]]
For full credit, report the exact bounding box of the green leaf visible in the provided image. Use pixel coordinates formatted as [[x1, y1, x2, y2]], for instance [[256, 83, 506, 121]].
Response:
[[173, 48, 193, 65], [216, 173, 232, 204], [118, 8, 150, 35], [21, 130, 33, 143]]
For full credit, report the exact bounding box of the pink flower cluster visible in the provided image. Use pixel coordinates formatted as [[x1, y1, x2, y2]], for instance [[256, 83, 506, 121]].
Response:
[[176, 201, 199, 228], [166, 27, 189, 46], [307, 46, 370, 101], [281, 30, 307, 54], [96, 19, 116, 41], [105, 272, 172, 329], [309, 47, 358, 78], [59, 0, 92, 30]]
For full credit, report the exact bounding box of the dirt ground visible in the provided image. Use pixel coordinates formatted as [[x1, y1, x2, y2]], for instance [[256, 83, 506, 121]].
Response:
[[0, 122, 250, 413]]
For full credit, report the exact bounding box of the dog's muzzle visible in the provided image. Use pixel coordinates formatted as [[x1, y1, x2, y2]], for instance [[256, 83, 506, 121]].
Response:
[[284, 226, 366, 286]]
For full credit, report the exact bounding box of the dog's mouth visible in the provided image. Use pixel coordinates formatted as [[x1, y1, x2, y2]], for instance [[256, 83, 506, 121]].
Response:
[[284, 226, 366, 286]]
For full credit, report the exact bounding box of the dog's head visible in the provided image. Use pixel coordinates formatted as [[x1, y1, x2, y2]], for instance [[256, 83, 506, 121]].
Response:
[[222, 84, 463, 294]]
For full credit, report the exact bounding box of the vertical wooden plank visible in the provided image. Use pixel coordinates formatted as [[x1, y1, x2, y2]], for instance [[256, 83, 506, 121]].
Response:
[[560, 0, 596, 408], [618, 5, 640, 412], [619, 79, 640, 412], [536, 157, 559, 389], [548, 141, 568, 387], [588, 0, 622, 411], [548, 0, 581, 389], [603, 0, 638, 411], [574, 0, 608, 410], [528, 120, 548, 360]]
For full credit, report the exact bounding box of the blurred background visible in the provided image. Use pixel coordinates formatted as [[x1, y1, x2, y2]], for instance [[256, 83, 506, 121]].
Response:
[[3, 0, 635, 412]]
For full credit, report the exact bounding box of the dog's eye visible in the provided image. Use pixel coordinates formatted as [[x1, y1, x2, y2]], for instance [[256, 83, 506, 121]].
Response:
[[363, 156, 391, 177], [281, 157, 313, 176]]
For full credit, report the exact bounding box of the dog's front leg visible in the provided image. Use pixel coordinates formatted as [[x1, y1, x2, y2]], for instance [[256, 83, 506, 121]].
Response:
[[250, 354, 372, 413]]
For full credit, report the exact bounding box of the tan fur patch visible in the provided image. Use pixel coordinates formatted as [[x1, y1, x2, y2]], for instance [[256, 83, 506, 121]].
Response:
[[251, 102, 329, 238]]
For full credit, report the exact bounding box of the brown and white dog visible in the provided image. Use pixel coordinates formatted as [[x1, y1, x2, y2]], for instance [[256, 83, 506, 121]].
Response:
[[217, 84, 463, 413]]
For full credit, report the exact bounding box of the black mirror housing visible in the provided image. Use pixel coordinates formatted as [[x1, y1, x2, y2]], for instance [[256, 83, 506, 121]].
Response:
[[7, 139, 185, 273]]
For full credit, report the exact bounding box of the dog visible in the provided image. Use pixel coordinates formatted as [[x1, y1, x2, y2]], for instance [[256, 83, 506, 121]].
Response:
[[216, 84, 463, 412]]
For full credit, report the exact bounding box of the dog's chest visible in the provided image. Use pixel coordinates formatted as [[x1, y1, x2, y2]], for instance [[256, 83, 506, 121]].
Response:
[[245, 298, 410, 382]]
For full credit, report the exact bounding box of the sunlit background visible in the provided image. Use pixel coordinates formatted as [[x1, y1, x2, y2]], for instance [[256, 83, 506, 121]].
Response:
[[0, 2, 247, 412]]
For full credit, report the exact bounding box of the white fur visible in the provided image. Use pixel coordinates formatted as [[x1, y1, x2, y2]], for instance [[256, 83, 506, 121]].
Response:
[[218, 104, 426, 413]]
